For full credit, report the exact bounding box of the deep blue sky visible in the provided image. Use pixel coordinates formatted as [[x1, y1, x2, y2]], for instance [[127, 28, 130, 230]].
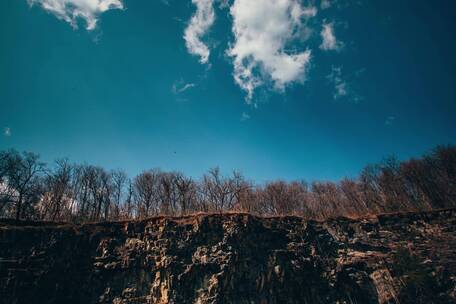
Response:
[[1, 0, 455, 182]]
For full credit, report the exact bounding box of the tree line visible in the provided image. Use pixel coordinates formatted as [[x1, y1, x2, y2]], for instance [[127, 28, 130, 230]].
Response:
[[0, 145, 455, 222]]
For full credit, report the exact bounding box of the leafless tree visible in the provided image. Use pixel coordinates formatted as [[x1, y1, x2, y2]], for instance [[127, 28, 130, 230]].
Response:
[[0, 150, 46, 220], [39, 159, 73, 221], [133, 170, 160, 218], [0, 144, 455, 221], [123, 179, 134, 218], [175, 173, 197, 215], [339, 178, 368, 216], [200, 168, 249, 212], [111, 169, 128, 219]]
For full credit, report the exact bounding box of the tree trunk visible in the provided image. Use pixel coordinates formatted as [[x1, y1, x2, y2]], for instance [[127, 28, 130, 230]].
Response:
[[15, 193, 23, 222]]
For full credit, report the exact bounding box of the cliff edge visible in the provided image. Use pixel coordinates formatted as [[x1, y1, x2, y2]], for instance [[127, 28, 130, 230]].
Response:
[[1, 209, 456, 303]]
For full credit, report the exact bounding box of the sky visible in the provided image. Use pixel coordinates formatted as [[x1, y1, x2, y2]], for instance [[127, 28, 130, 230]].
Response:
[[0, 0, 455, 183]]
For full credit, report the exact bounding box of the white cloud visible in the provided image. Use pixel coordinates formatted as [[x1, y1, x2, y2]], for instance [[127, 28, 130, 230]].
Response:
[[172, 81, 196, 94], [327, 66, 348, 99], [320, 22, 341, 51], [28, 0, 123, 30], [4, 127, 11, 137], [227, 0, 314, 101], [320, 0, 331, 9], [184, 0, 215, 64], [301, 5, 318, 18], [241, 112, 250, 121], [335, 81, 347, 97], [327, 66, 364, 102], [218, 0, 230, 9]]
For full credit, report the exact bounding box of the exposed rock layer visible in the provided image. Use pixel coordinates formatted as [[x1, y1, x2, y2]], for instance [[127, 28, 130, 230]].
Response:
[[1, 209, 456, 303]]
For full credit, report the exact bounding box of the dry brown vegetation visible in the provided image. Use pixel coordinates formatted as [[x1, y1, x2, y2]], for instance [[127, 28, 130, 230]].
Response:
[[0, 145, 455, 222]]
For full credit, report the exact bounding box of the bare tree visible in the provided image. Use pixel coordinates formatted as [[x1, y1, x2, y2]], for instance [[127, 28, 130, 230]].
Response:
[[123, 179, 134, 218], [339, 178, 367, 216], [0, 151, 17, 217], [133, 170, 160, 218], [0, 150, 46, 220], [256, 181, 303, 216], [40, 159, 73, 221], [175, 173, 197, 215], [359, 164, 385, 213], [0, 144, 455, 221], [200, 168, 249, 212], [157, 172, 180, 215], [111, 169, 128, 219]]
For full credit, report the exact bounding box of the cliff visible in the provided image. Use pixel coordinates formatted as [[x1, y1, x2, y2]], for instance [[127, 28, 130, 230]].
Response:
[[1, 209, 456, 304]]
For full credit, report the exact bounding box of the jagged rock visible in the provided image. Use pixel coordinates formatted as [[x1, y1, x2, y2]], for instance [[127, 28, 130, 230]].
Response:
[[0, 209, 456, 303]]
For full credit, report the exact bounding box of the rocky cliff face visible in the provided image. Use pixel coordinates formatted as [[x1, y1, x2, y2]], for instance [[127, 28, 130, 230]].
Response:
[[1, 209, 456, 304]]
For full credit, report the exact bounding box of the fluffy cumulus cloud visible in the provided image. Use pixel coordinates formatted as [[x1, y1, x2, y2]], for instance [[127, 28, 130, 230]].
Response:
[[184, 0, 215, 64], [27, 0, 123, 30], [182, 0, 352, 101], [28, 0, 350, 102], [227, 0, 314, 100], [179, 0, 354, 101]]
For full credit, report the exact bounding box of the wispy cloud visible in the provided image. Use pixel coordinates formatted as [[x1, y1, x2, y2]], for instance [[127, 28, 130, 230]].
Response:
[[184, 0, 215, 64], [3, 127, 11, 137], [326, 66, 363, 102], [326, 66, 348, 99], [241, 112, 250, 121], [320, 22, 342, 51], [385, 116, 396, 126], [227, 0, 314, 101], [172, 80, 197, 94], [27, 0, 124, 31], [320, 0, 332, 9]]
